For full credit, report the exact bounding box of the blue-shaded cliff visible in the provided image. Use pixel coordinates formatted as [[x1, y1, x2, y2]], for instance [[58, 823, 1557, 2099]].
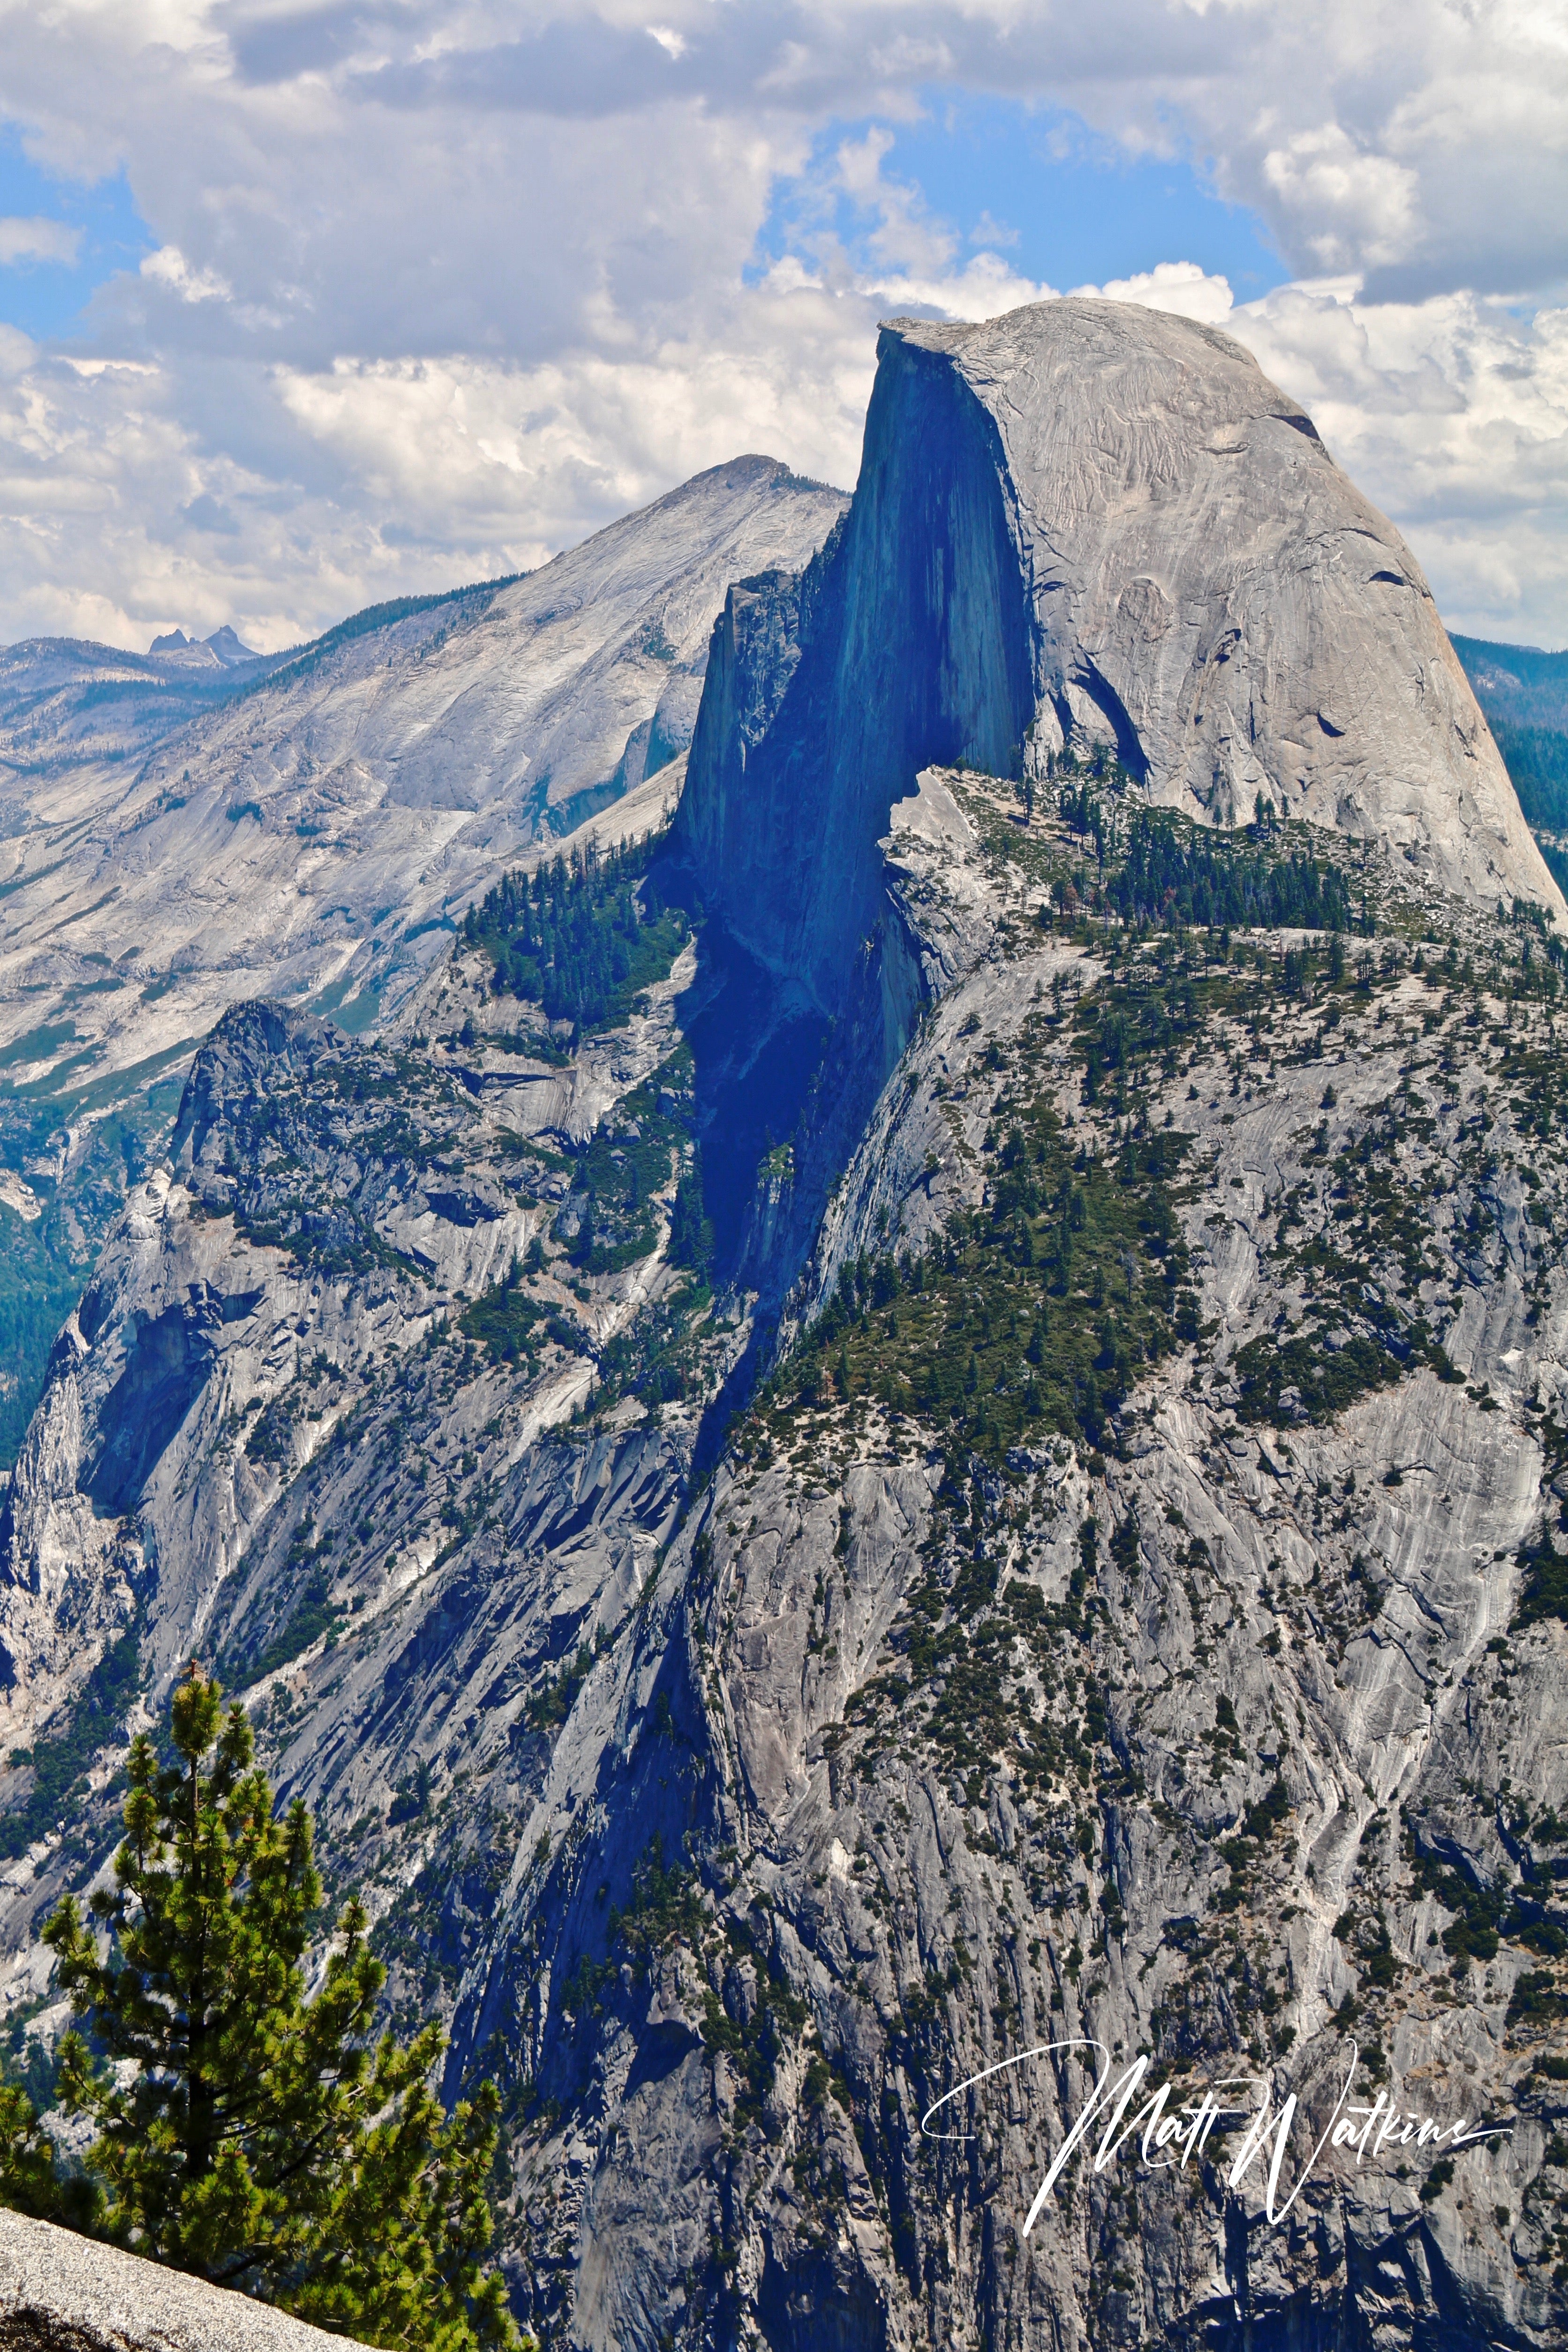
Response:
[[680, 299, 1561, 1019]]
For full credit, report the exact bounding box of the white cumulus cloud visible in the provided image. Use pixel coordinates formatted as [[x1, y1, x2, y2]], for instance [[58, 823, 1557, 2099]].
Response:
[[0, 217, 81, 267], [1077, 261, 1236, 325], [0, 0, 1561, 649], [139, 246, 232, 304]]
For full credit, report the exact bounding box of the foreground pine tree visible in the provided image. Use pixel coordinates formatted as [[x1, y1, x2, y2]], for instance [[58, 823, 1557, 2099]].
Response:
[[1, 1664, 519, 2350]]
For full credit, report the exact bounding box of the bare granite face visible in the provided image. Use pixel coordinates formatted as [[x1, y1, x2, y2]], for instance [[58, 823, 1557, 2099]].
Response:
[[0, 457, 845, 1104], [0, 2208, 355, 2352], [918, 303, 1552, 901], [681, 300, 1560, 1018]]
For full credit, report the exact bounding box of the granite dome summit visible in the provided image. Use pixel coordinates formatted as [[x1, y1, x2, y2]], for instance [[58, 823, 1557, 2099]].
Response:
[[684, 299, 1560, 1009], [4, 299, 1568, 2351]]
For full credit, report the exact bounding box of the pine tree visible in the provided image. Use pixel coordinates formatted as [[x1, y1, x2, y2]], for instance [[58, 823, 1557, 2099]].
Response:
[[2, 1666, 520, 2351]]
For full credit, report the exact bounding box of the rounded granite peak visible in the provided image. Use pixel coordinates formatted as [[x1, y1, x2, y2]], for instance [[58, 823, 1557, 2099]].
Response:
[[875, 295, 1560, 919], [684, 294, 1561, 1011]]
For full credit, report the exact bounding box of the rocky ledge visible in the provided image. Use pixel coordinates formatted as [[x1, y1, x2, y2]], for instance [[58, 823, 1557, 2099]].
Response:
[[0, 2208, 358, 2352]]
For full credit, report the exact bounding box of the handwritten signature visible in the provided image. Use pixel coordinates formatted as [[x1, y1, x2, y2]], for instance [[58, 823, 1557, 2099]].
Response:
[[921, 2041, 1513, 2231]]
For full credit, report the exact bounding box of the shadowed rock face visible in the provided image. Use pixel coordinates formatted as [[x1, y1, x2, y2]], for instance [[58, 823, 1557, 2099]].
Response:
[[680, 350, 1036, 1010], [8, 307, 1568, 2352], [681, 300, 1560, 1013]]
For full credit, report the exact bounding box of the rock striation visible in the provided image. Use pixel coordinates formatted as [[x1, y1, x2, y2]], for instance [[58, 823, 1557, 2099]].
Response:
[[5, 302, 1568, 2352], [680, 300, 1561, 1018]]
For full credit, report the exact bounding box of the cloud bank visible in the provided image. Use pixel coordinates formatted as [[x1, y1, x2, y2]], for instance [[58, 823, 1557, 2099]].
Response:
[[0, 0, 1562, 651]]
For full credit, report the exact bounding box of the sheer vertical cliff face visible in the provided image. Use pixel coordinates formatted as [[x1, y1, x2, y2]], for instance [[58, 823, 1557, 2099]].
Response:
[[681, 300, 1561, 1022], [674, 344, 1039, 1304], [679, 339, 1036, 1010], [8, 305, 1568, 2352]]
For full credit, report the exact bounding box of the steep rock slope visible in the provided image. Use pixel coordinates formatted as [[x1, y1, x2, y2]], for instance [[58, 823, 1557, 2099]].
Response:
[[0, 458, 844, 1101], [0, 756, 684, 1501], [680, 302, 1559, 1021], [4, 778, 1568, 2348], [0, 628, 279, 814], [0, 2206, 357, 2352]]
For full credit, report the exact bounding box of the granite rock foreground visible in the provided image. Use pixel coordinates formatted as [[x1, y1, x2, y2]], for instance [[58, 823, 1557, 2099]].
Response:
[[0, 2209, 359, 2352]]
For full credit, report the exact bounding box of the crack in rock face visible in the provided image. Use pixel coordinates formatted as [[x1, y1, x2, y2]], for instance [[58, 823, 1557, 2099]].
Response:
[[1, 300, 1566, 2352]]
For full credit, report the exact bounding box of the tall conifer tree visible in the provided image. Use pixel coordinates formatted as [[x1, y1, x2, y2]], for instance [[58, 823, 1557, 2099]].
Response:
[[0, 1666, 519, 2351]]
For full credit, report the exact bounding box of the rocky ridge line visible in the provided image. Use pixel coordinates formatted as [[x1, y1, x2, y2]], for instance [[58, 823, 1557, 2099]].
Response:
[[1, 774, 1566, 2345]]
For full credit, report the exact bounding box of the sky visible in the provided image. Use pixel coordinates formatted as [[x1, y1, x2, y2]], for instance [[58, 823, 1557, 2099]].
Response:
[[0, 1, 1563, 654]]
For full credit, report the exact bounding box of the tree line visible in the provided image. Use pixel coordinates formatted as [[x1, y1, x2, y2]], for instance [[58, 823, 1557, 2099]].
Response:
[[461, 834, 688, 1039]]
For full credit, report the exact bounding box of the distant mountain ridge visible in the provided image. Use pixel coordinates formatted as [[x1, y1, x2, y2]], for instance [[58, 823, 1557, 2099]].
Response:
[[0, 584, 536, 801], [0, 630, 291, 790], [1454, 633, 1568, 888], [0, 454, 846, 1104], [1453, 633, 1568, 732]]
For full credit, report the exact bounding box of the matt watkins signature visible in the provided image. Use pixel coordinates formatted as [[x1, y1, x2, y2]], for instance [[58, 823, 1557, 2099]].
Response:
[[921, 2039, 1512, 2231]]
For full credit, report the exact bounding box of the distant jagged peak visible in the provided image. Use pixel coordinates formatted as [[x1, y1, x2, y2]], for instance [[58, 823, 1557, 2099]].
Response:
[[204, 624, 262, 664], [146, 624, 260, 663]]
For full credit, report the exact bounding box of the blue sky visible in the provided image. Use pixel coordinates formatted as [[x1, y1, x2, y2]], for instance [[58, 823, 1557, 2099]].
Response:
[[755, 97, 1289, 302], [0, 129, 148, 339], [0, 95, 1287, 348], [0, 0, 1561, 650]]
